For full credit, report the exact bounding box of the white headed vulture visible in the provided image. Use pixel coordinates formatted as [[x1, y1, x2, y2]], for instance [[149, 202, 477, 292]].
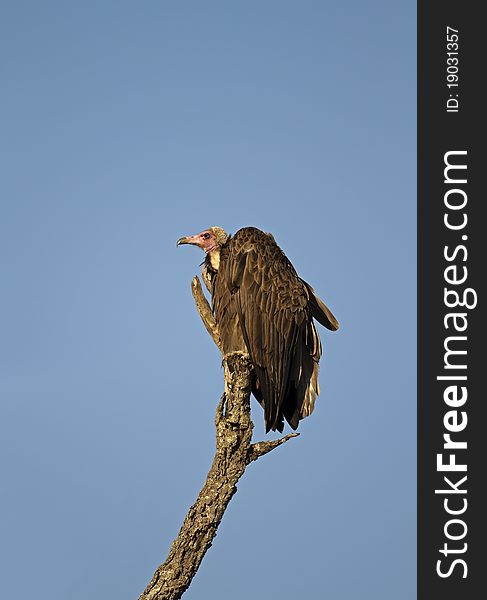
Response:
[[177, 226, 339, 433]]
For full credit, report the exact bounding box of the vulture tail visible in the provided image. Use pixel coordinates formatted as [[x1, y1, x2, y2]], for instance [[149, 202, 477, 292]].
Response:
[[282, 328, 319, 429]]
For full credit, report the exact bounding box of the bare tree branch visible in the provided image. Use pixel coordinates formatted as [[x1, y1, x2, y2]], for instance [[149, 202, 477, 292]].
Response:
[[247, 432, 300, 463], [139, 281, 299, 600], [190, 276, 221, 351]]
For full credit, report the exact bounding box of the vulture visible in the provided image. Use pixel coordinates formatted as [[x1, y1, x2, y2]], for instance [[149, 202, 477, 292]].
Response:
[[177, 226, 339, 433]]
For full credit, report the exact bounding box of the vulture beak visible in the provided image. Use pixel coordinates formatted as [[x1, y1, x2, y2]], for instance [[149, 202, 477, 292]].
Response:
[[176, 235, 198, 247]]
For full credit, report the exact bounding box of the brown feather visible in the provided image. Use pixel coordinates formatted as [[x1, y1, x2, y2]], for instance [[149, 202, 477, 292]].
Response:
[[210, 227, 338, 432]]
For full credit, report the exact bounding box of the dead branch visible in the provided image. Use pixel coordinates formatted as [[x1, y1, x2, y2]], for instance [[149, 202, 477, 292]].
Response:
[[190, 276, 222, 351], [247, 432, 300, 463], [139, 277, 298, 600]]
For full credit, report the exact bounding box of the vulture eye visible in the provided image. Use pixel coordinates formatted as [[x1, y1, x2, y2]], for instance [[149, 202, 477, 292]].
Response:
[[202, 233, 211, 239]]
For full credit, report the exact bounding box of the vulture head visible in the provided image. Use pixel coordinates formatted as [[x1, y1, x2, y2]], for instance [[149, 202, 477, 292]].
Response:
[[177, 227, 229, 268]]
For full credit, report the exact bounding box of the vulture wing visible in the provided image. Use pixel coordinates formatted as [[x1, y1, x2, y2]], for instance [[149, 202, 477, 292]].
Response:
[[300, 280, 340, 331], [213, 227, 329, 432]]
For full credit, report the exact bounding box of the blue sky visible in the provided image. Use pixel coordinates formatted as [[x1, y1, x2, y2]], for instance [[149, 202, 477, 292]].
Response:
[[1, 2, 415, 598]]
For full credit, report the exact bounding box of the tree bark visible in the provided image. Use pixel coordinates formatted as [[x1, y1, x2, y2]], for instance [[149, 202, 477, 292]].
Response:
[[139, 277, 298, 600]]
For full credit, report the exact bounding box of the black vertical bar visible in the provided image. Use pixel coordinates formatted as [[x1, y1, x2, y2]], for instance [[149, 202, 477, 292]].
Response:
[[418, 2, 484, 598]]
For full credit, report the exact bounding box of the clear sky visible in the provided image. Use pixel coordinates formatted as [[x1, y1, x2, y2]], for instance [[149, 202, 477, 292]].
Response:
[[1, 2, 415, 598]]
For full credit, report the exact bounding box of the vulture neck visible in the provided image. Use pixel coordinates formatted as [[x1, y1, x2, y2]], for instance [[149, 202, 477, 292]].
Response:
[[208, 248, 221, 270]]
